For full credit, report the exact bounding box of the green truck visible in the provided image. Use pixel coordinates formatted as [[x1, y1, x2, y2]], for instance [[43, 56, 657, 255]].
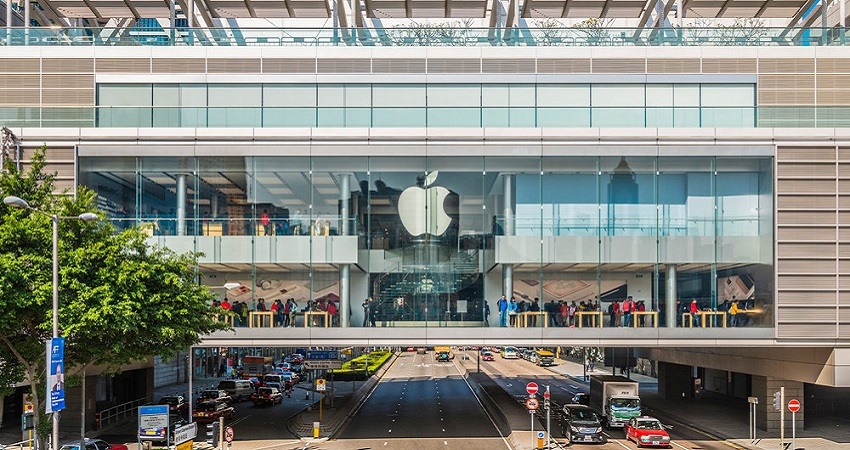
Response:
[[589, 375, 641, 428]]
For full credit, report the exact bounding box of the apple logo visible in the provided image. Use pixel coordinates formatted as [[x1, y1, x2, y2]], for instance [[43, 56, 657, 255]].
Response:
[[397, 171, 453, 236]]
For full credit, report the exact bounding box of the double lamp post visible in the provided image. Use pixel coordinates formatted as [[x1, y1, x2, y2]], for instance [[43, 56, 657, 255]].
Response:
[[4, 195, 98, 450]]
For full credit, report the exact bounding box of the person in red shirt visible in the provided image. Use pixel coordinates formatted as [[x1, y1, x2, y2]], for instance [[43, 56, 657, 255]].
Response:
[[622, 296, 633, 327], [327, 301, 338, 326], [689, 299, 699, 327], [220, 298, 231, 310], [609, 300, 620, 327], [260, 209, 271, 236]]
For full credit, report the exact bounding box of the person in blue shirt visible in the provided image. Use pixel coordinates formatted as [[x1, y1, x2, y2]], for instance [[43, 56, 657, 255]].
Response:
[[508, 297, 519, 326], [497, 295, 509, 327]]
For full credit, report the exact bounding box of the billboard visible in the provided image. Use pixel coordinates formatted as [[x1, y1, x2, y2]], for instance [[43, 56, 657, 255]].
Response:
[[45, 338, 65, 414]]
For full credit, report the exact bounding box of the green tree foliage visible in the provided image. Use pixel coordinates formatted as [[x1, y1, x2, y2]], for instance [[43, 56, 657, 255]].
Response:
[[0, 147, 229, 444]]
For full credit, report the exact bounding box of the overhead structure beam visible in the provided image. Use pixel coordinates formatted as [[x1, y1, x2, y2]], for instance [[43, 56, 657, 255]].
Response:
[[122, 0, 142, 18], [82, 0, 103, 18], [655, 0, 675, 26], [282, 0, 294, 17], [404, 0, 411, 18], [488, 0, 499, 27], [521, 0, 532, 17], [784, 0, 818, 28], [336, 0, 349, 28], [754, 0, 770, 18], [600, 0, 613, 17], [243, 0, 257, 17], [505, 0, 518, 27], [352, 0, 363, 27], [560, 0, 571, 17], [446, 0, 452, 17], [716, 0, 732, 17], [636, 0, 658, 28], [202, 0, 218, 19]]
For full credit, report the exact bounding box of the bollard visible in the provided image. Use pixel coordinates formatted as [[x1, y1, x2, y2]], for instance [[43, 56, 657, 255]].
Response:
[[313, 422, 320, 438]]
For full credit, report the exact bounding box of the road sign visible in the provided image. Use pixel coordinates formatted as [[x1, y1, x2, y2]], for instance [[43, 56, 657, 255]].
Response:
[[138, 405, 169, 441], [537, 431, 545, 439], [526, 398, 539, 410], [316, 378, 327, 392], [307, 350, 339, 360], [224, 426, 234, 443], [526, 382, 539, 395], [748, 396, 759, 404], [173, 423, 197, 445], [543, 390, 550, 399], [788, 399, 801, 413], [303, 360, 343, 370]]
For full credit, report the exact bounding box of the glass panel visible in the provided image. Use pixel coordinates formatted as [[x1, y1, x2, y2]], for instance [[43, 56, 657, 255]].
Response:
[[208, 84, 262, 107], [537, 108, 590, 127], [591, 84, 644, 107], [98, 84, 151, 106], [674, 84, 700, 107], [646, 84, 673, 107], [509, 85, 536, 107], [372, 108, 426, 127], [208, 107, 262, 127], [427, 108, 481, 127], [427, 85, 481, 107], [701, 84, 755, 107], [318, 84, 345, 107], [593, 108, 645, 127], [536, 85, 590, 107], [263, 85, 317, 107], [482, 108, 510, 126], [372, 85, 426, 107], [482, 85, 510, 107], [263, 108, 317, 127]]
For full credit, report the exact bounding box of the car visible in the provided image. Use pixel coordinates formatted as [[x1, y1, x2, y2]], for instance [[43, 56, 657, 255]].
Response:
[[435, 351, 451, 362], [197, 389, 232, 406], [263, 374, 284, 386], [217, 379, 254, 402], [247, 377, 262, 389], [416, 347, 427, 354], [192, 400, 235, 423], [265, 381, 283, 392], [158, 395, 188, 414], [559, 404, 606, 444], [625, 417, 672, 448], [570, 392, 590, 406], [280, 371, 300, 383], [59, 438, 128, 450], [481, 351, 495, 361], [251, 387, 284, 406], [406, 347, 416, 352], [501, 346, 519, 359]]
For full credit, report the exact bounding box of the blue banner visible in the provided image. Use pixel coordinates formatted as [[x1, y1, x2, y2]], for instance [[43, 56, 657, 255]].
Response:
[[138, 405, 170, 441], [45, 337, 65, 413]]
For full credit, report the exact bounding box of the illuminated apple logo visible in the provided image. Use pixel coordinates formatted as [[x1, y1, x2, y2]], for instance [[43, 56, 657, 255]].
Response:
[[398, 171, 453, 236]]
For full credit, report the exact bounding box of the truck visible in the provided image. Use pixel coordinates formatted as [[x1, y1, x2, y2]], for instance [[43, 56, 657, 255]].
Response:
[[589, 375, 641, 428], [242, 355, 273, 378]]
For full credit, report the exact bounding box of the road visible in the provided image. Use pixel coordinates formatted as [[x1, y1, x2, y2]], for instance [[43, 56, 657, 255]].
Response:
[[316, 351, 511, 450], [467, 350, 737, 450]]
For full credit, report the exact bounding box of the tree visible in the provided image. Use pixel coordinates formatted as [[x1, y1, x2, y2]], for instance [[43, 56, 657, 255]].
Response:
[[0, 147, 229, 447]]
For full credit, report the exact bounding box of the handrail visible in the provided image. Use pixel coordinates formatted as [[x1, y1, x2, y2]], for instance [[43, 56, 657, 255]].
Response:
[[94, 396, 150, 430], [0, 438, 34, 449]]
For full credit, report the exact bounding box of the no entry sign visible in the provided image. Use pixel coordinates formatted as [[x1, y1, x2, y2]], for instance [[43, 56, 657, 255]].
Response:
[[788, 399, 801, 413], [526, 382, 539, 395]]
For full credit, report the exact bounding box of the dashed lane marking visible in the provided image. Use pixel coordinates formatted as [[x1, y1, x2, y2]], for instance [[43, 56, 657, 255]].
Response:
[[671, 441, 691, 450], [612, 439, 634, 449]]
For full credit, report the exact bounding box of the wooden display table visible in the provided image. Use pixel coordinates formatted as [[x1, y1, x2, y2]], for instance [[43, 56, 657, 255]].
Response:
[[681, 311, 727, 328], [304, 311, 330, 327], [631, 311, 659, 327], [249, 311, 274, 328], [576, 311, 604, 328], [515, 311, 548, 327]]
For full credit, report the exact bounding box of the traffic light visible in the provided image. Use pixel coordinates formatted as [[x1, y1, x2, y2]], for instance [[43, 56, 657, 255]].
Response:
[[773, 391, 782, 411], [206, 423, 218, 446]]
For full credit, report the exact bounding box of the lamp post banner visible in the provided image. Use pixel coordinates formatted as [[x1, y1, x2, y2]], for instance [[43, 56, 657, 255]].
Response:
[[45, 337, 66, 413]]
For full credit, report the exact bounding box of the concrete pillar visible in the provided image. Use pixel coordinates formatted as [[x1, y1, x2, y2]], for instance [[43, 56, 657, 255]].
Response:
[[6, 0, 12, 35], [340, 264, 350, 328], [665, 264, 677, 328], [340, 174, 350, 236], [657, 361, 694, 399], [752, 375, 804, 432], [211, 195, 218, 218], [502, 174, 515, 298], [176, 174, 187, 236], [23, 0, 28, 28]]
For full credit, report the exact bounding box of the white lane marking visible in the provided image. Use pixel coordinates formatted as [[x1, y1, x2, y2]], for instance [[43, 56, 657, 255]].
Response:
[[388, 429, 392, 433], [611, 438, 633, 449], [671, 442, 690, 450], [384, 442, 388, 446], [444, 441, 448, 446], [452, 359, 512, 450]]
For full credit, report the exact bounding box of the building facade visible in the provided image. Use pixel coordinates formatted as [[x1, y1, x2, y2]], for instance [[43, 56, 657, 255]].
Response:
[[3, 0, 850, 431]]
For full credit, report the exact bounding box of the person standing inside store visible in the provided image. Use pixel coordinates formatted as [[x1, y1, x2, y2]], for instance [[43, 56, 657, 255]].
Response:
[[508, 297, 519, 327], [362, 297, 372, 327]]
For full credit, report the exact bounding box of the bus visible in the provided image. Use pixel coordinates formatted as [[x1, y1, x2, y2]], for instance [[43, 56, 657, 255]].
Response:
[[243, 356, 274, 378]]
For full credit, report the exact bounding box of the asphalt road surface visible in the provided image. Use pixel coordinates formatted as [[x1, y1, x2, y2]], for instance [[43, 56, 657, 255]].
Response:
[[470, 351, 737, 450], [316, 351, 511, 450]]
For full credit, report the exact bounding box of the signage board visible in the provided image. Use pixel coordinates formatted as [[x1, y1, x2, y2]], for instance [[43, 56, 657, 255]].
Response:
[[525, 398, 539, 410], [788, 399, 801, 413], [173, 422, 197, 445], [316, 379, 327, 392], [46, 338, 66, 413], [138, 405, 169, 441], [224, 426, 234, 443], [304, 360, 343, 370], [22, 394, 34, 414], [526, 382, 539, 395], [307, 350, 339, 360]]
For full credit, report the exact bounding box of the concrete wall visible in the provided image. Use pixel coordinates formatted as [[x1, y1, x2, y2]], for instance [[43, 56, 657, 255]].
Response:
[[752, 376, 804, 432]]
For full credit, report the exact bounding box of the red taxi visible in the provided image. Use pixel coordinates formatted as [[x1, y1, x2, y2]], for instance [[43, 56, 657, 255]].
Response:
[[481, 351, 495, 361], [192, 400, 234, 423], [625, 417, 672, 448]]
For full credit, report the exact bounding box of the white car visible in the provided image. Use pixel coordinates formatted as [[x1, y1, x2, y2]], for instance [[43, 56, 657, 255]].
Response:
[[501, 346, 519, 359]]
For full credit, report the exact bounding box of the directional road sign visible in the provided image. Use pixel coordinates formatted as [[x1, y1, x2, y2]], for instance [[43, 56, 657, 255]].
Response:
[[303, 360, 343, 370], [788, 399, 801, 413], [525, 398, 539, 410], [526, 382, 539, 395], [307, 350, 339, 360]]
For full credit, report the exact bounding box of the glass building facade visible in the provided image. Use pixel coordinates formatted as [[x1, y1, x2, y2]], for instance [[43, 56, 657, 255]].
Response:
[[80, 153, 774, 328], [95, 83, 757, 128]]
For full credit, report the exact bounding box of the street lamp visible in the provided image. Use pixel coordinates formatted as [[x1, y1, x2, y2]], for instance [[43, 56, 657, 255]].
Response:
[[3, 195, 98, 450]]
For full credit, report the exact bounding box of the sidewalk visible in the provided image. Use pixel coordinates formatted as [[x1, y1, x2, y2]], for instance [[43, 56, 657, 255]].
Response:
[[547, 358, 850, 448]]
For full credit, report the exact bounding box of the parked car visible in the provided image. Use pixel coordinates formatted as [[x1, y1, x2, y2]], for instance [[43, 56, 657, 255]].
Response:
[[197, 389, 232, 406], [59, 439, 128, 450], [481, 351, 495, 361], [571, 392, 590, 406], [217, 379, 254, 402], [625, 417, 672, 448], [158, 395, 188, 414], [192, 400, 235, 423], [559, 404, 606, 444], [251, 387, 284, 406]]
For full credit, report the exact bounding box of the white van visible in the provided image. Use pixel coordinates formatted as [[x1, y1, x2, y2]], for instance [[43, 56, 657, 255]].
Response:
[[217, 379, 254, 402], [501, 346, 519, 359]]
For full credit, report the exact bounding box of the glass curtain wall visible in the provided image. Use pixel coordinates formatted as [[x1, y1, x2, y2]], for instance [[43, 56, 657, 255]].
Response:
[[78, 154, 774, 328]]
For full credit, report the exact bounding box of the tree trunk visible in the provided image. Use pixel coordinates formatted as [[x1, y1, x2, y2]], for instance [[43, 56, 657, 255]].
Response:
[[0, 394, 5, 430], [26, 370, 45, 450]]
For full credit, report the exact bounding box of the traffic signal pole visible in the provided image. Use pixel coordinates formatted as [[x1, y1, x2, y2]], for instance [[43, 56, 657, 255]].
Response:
[[780, 386, 785, 448]]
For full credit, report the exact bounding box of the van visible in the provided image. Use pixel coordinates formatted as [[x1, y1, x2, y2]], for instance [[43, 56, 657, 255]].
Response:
[[262, 374, 283, 386], [217, 379, 254, 402], [501, 346, 519, 359]]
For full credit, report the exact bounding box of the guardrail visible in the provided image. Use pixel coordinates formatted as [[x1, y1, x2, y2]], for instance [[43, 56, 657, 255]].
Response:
[[94, 396, 150, 430], [0, 438, 34, 450]]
